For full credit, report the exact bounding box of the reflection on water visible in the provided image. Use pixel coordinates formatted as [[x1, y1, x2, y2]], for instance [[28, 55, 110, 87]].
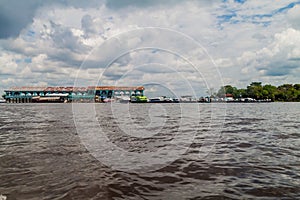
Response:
[[0, 103, 299, 199]]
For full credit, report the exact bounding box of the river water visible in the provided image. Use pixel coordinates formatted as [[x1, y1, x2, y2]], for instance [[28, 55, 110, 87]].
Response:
[[0, 103, 299, 199]]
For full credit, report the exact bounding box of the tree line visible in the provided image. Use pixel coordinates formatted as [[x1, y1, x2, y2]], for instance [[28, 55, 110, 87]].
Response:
[[215, 82, 300, 102]]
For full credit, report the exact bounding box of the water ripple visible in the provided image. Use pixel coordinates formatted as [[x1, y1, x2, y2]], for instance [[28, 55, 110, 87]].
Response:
[[0, 103, 299, 199]]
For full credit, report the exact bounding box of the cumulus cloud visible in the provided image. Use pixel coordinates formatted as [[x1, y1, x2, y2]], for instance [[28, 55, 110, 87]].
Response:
[[0, 0, 105, 39], [0, 0, 39, 38], [229, 28, 300, 86], [260, 28, 300, 75], [105, 0, 212, 9], [287, 4, 300, 29]]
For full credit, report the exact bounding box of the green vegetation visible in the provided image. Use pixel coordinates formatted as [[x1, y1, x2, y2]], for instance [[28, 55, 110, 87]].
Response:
[[216, 82, 300, 102]]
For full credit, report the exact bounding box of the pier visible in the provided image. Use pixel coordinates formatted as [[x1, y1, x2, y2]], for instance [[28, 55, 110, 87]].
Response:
[[3, 86, 145, 103]]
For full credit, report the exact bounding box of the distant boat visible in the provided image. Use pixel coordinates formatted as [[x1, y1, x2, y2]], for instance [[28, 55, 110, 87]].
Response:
[[118, 96, 130, 103], [0, 99, 6, 103], [32, 96, 65, 103], [148, 96, 179, 103], [103, 98, 115, 103], [180, 95, 198, 103], [130, 96, 148, 103], [148, 97, 163, 103]]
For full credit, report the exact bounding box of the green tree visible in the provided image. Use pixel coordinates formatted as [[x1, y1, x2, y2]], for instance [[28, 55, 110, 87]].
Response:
[[215, 82, 300, 102], [294, 84, 300, 90], [276, 84, 298, 101], [262, 84, 277, 101], [237, 88, 247, 98], [247, 82, 263, 99], [217, 87, 226, 98], [217, 85, 239, 98], [294, 84, 300, 101]]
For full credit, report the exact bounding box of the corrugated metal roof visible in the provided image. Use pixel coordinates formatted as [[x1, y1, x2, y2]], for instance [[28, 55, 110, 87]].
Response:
[[5, 86, 144, 92], [89, 86, 144, 90], [7, 87, 47, 92]]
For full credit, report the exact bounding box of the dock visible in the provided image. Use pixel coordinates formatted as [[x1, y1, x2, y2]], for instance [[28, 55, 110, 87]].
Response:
[[3, 86, 145, 103]]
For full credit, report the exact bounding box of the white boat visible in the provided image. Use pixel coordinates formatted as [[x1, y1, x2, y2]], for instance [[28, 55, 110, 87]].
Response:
[[148, 97, 164, 103], [118, 96, 130, 103], [148, 96, 178, 103], [46, 93, 69, 97], [103, 98, 115, 103], [0, 99, 6, 103]]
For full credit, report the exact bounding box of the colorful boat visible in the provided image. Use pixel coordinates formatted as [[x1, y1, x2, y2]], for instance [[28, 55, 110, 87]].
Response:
[[130, 96, 148, 103]]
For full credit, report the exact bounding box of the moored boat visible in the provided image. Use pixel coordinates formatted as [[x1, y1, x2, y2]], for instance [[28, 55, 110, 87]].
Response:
[[148, 96, 179, 103], [31, 96, 66, 103], [118, 96, 130, 103], [103, 98, 115, 103], [130, 95, 148, 103]]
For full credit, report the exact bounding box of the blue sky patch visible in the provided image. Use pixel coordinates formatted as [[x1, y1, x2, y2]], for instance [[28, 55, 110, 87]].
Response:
[[217, 1, 300, 27], [24, 57, 32, 63], [234, 0, 246, 4]]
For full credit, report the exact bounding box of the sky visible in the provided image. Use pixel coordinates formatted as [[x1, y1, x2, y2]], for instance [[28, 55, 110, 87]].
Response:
[[1, 0, 300, 97]]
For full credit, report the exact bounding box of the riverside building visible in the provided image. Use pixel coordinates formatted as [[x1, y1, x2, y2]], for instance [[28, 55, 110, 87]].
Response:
[[3, 86, 145, 103]]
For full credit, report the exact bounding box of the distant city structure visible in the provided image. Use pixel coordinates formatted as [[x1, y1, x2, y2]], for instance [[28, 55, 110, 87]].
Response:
[[3, 86, 145, 103]]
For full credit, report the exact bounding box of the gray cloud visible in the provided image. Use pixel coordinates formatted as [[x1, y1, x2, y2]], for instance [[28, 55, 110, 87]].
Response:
[[263, 62, 299, 76], [81, 15, 105, 38], [106, 0, 213, 9], [49, 21, 88, 53], [0, 0, 103, 39], [105, 0, 183, 9], [0, 0, 40, 38]]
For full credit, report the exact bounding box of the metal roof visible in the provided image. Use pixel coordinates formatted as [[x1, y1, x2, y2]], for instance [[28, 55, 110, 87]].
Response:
[[5, 86, 144, 92], [89, 86, 144, 90]]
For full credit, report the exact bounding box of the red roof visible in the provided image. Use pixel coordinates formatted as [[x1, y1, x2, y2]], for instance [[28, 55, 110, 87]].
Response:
[[88, 86, 144, 90], [5, 86, 144, 92]]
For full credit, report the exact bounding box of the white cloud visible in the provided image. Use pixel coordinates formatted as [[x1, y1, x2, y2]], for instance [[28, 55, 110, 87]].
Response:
[[0, 0, 300, 95], [287, 4, 300, 29], [0, 52, 19, 74], [234, 28, 300, 83]]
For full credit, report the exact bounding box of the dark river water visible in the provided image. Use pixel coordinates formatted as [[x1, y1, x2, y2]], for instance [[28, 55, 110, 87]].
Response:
[[0, 103, 299, 200]]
